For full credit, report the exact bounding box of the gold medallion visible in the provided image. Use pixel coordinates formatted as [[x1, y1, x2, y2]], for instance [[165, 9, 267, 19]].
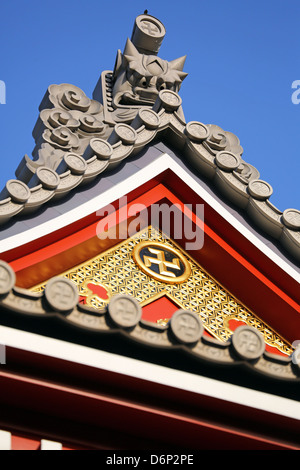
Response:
[[132, 241, 191, 284]]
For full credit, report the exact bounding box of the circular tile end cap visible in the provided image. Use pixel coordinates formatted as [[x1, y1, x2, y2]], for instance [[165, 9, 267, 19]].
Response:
[[64, 153, 87, 174], [44, 277, 79, 312], [215, 151, 241, 171], [0, 261, 16, 295], [232, 325, 265, 360], [6, 180, 31, 203], [108, 294, 142, 328], [90, 139, 113, 160], [185, 121, 209, 142], [170, 309, 203, 344], [133, 15, 166, 54], [36, 167, 60, 190], [291, 340, 300, 368], [282, 209, 300, 230], [138, 109, 160, 129], [248, 179, 273, 200], [114, 124, 137, 145], [135, 14, 166, 40], [158, 90, 182, 111]]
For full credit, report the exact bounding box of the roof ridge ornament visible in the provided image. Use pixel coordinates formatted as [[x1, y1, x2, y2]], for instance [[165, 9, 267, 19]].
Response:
[[10, 13, 188, 183], [130, 13, 166, 55], [0, 14, 299, 262]]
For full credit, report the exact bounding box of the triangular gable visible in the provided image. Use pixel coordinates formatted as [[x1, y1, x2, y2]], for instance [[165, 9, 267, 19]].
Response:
[[0, 148, 299, 370], [0, 12, 300, 451]]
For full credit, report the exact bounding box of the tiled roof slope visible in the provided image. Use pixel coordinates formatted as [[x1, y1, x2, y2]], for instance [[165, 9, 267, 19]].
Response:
[[0, 98, 299, 262]]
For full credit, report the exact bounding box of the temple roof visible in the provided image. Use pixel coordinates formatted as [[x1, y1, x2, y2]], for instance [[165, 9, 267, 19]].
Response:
[[0, 13, 299, 264], [0, 13, 299, 388]]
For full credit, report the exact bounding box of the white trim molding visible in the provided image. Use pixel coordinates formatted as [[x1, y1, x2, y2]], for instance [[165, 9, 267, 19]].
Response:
[[1, 153, 299, 283]]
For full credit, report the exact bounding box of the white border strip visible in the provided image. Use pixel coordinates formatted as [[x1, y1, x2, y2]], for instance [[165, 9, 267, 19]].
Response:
[[40, 439, 62, 450], [0, 325, 299, 421], [0, 156, 170, 253], [1, 153, 299, 282]]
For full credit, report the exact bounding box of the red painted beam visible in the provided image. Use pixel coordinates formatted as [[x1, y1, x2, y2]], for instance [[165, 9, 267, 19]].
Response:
[[0, 368, 298, 450]]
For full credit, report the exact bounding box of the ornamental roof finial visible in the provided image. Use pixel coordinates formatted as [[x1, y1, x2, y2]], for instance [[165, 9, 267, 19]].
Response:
[[130, 13, 166, 55]]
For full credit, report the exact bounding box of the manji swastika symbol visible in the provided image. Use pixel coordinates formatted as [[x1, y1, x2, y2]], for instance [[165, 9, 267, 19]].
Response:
[[143, 247, 180, 278], [141, 20, 160, 35]]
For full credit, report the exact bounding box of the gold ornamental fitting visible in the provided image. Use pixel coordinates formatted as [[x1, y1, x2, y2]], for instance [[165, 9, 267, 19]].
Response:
[[132, 241, 191, 284]]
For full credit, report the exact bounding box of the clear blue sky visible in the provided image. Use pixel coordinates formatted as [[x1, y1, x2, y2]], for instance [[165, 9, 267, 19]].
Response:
[[0, 0, 299, 211]]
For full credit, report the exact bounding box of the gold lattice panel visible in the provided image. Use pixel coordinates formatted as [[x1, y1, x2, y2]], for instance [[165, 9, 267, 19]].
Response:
[[31, 226, 292, 355]]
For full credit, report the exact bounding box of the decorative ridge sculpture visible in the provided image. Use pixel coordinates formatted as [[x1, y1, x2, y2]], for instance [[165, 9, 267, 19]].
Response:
[[93, 13, 188, 125], [0, 13, 299, 262]]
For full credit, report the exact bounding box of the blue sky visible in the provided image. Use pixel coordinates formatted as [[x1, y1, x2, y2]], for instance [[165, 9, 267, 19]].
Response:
[[0, 0, 299, 212]]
